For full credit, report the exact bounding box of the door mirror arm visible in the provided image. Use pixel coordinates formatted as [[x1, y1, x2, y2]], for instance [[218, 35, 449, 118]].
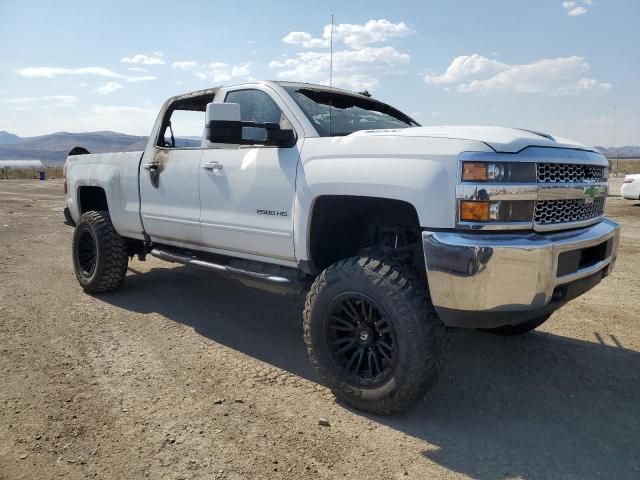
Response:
[[204, 102, 295, 148], [206, 120, 296, 148]]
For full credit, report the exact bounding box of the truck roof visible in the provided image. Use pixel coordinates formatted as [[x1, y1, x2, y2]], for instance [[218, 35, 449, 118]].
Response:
[[166, 80, 369, 105]]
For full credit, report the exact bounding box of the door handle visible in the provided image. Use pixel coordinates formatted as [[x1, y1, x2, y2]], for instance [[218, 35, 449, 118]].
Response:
[[143, 162, 159, 171], [203, 161, 223, 171]]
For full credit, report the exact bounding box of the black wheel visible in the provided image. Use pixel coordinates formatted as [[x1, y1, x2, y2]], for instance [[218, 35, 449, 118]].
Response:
[[72, 211, 128, 293], [482, 314, 551, 336], [304, 256, 448, 414]]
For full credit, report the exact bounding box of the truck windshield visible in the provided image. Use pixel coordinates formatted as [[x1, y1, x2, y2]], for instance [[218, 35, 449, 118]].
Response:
[[282, 86, 419, 137]]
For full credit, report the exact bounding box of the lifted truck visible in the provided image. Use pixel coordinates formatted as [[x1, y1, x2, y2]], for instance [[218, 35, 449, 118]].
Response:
[[64, 81, 620, 414]]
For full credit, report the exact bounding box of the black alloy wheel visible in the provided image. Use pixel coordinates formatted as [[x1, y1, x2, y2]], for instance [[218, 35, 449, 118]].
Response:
[[72, 211, 128, 293], [77, 229, 97, 277], [325, 292, 398, 387], [304, 256, 449, 414]]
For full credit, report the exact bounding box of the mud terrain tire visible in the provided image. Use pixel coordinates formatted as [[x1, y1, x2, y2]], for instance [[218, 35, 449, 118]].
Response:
[[304, 256, 447, 414], [72, 211, 128, 293]]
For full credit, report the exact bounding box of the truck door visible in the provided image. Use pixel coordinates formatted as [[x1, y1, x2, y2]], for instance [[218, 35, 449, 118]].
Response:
[[198, 87, 300, 261], [139, 101, 210, 245]]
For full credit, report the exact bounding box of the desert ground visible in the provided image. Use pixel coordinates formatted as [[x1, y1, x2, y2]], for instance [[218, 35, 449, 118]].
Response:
[[1, 178, 639, 480]]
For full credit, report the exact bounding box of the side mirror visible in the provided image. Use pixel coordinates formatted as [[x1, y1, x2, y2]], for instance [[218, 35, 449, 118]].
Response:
[[204, 102, 296, 147], [205, 102, 242, 144]]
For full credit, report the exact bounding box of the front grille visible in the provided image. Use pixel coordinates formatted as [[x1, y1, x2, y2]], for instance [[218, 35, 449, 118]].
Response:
[[537, 163, 606, 183], [534, 198, 605, 225]]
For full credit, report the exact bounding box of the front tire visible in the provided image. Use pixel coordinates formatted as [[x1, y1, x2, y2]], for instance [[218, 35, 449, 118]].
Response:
[[72, 211, 128, 293], [303, 256, 447, 414]]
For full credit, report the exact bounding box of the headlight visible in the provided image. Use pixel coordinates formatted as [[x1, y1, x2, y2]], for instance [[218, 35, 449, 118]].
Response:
[[461, 162, 535, 183]]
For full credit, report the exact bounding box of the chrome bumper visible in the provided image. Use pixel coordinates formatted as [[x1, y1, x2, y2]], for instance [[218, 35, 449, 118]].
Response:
[[422, 219, 620, 328]]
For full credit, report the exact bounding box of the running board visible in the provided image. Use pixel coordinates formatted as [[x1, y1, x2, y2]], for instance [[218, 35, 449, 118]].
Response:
[[150, 247, 303, 287]]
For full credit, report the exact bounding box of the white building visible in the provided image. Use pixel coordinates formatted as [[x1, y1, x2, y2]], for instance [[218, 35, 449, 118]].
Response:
[[0, 160, 44, 169]]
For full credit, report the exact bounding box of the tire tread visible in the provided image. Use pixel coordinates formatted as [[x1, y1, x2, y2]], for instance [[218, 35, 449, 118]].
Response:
[[303, 255, 448, 414], [73, 211, 128, 293]]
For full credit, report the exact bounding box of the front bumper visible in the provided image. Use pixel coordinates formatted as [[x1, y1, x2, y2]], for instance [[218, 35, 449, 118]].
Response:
[[422, 219, 620, 328]]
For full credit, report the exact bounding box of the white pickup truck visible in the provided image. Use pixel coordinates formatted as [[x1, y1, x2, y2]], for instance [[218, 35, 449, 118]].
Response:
[[64, 80, 620, 414]]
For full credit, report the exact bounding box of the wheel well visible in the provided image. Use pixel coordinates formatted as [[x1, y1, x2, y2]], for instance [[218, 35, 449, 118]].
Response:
[[307, 196, 421, 273], [78, 186, 108, 214]]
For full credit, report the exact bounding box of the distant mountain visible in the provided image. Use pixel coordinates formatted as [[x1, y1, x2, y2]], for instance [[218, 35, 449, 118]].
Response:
[[595, 146, 640, 158], [1, 130, 638, 164], [0, 131, 199, 164], [0, 131, 21, 145]]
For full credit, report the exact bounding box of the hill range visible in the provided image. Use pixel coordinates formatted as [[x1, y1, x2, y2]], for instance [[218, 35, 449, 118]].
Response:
[[0, 130, 638, 164], [0, 131, 199, 164]]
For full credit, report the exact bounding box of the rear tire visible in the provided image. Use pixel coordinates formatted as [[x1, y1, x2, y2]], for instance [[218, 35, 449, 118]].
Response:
[[72, 211, 128, 293], [482, 314, 551, 336], [303, 256, 448, 415]]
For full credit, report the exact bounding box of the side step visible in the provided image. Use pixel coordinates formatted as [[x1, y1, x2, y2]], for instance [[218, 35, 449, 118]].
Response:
[[149, 247, 310, 294]]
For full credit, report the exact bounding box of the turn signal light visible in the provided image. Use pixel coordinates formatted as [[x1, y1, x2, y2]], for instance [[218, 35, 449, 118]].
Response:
[[460, 201, 490, 221], [462, 162, 488, 181]]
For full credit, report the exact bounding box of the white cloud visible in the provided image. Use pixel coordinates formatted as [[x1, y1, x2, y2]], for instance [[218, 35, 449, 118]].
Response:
[[274, 19, 414, 91], [425, 54, 611, 95], [5, 95, 78, 109], [19, 67, 121, 78], [563, 0, 591, 16], [172, 60, 198, 70], [120, 53, 165, 65], [18, 66, 156, 83], [206, 62, 231, 82], [283, 31, 328, 49], [5, 97, 36, 104], [94, 82, 124, 95], [127, 67, 148, 73], [425, 54, 506, 85], [125, 75, 157, 82], [194, 62, 253, 83], [270, 46, 410, 91], [283, 19, 414, 49], [231, 63, 252, 77], [568, 6, 587, 15], [6, 95, 78, 104]]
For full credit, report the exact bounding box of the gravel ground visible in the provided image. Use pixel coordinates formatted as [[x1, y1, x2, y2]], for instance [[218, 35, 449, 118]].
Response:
[[1, 179, 639, 480]]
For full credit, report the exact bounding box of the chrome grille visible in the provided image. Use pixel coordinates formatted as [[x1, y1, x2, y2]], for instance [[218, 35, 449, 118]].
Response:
[[534, 198, 605, 225], [537, 163, 606, 183]]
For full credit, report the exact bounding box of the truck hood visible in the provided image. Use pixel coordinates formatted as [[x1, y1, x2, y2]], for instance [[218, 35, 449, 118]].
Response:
[[351, 125, 595, 154]]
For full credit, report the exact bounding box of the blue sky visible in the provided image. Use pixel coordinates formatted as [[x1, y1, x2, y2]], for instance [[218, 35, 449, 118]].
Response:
[[0, 0, 638, 146]]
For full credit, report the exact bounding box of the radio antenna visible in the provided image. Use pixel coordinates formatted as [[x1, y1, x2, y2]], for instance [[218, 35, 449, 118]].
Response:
[[329, 14, 334, 136]]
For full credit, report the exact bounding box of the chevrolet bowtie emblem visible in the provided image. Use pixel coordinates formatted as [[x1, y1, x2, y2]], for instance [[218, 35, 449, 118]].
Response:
[[584, 185, 599, 204]]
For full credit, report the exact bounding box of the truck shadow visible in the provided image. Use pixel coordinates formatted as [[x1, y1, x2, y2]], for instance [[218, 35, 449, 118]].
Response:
[[100, 263, 640, 480]]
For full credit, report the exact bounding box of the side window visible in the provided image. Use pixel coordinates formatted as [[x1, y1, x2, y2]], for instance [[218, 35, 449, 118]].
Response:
[[156, 92, 217, 148], [159, 109, 205, 148], [224, 89, 293, 143]]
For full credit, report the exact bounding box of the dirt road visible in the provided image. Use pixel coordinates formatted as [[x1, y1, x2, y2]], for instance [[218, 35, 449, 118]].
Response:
[[1, 179, 639, 479]]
